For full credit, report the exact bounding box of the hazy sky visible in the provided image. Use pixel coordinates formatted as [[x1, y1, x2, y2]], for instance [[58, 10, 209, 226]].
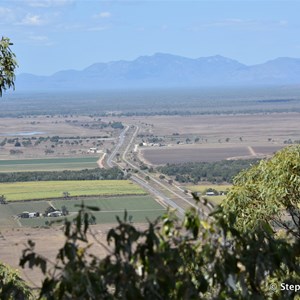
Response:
[[1, 0, 299, 75]]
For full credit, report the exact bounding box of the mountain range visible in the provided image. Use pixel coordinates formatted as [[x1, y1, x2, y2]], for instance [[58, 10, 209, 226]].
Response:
[[16, 53, 300, 91]]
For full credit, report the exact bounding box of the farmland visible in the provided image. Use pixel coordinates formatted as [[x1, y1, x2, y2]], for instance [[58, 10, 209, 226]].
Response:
[[186, 184, 232, 205], [130, 113, 300, 140], [0, 180, 145, 201], [186, 184, 231, 195], [0, 201, 49, 227], [141, 146, 251, 165], [0, 195, 165, 228], [131, 113, 293, 166], [140, 144, 284, 165], [0, 193, 165, 287], [0, 157, 99, 172], [251, 145, 286, 155], [1, 89, 300, 288]]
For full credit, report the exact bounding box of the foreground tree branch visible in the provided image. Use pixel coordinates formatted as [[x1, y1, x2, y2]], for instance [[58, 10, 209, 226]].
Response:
[[0, 37, 18, 96]]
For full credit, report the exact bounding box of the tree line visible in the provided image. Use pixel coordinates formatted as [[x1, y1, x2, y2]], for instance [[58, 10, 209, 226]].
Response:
[[0, 167, 126, 183], [158, 159, 260, 183]]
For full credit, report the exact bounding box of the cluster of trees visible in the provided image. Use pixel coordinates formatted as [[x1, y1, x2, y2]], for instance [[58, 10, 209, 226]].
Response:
[[110, 121, 124, 129], [0, 167, 126, 183], [1, 136, 85, 148], [158, 159, 260, 183], [78, 121, 124, 130], [9, 149, 23, 155], [283, 138, 300, 145], [0, 195, 7, 204]]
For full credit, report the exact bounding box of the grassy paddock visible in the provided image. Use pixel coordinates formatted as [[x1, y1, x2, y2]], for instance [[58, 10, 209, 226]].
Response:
[[0, 201, 50, 227], [0, 195, 165, 227], [187, 184, 232, 193], [0, 157, 98, 172], [52, 195, 163, 212], [186, 184, 232, 205], [0, 180, 145, 201]]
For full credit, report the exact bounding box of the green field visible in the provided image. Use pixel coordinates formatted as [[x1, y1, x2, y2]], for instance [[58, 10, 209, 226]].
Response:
[[0, 195, 165, 227], [0, 157, 98, 172], [186, 184, 232, 205], [0, 180, 145, 201], [0, 201, 50, 227]]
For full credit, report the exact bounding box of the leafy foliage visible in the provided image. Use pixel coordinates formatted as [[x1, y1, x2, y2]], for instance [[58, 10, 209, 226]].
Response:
[[19, 197, 300, 299], [223, 145, 300, 237], [0, 37, 18, 96], [0, 262, 33, 299]]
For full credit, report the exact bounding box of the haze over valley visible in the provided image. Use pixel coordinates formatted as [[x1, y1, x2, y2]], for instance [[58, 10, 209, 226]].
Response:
[[16, 53, 300, 91]]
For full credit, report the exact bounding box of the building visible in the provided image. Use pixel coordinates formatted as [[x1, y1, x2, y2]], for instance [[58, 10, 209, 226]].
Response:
[[47, 211, 62, 217]]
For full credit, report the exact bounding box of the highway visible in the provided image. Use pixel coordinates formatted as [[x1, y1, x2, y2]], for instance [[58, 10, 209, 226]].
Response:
[[106, 125, 129, 168], [106, 124, 211, 217], [130, 175, 185, 215]]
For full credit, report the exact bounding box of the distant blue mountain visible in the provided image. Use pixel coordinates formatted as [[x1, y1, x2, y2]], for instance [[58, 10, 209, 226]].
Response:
[[16, 53, 300, 91]]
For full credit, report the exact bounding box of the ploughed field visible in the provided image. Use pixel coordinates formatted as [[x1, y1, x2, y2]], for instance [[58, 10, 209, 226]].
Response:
[[141, 145, 284, 165]]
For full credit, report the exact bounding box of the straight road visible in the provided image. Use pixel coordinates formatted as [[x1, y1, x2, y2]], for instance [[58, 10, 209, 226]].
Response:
[[106, 126, 129, 168], [106, 124, 211, 217]]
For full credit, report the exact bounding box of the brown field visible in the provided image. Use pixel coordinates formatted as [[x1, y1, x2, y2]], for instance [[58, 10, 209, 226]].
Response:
[[109, 113, 297, 165], [0, 115, 117, 137], [0, 223, 148, 287], [1, 113, 298, 161], [252, 145, 285, 155], [113, 113, 300, 144], [140, 145, 251, 164], [139, 143, 284, 165]]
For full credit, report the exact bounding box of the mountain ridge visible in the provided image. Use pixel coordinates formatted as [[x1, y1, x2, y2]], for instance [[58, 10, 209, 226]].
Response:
[[16, 53, 300, 91]]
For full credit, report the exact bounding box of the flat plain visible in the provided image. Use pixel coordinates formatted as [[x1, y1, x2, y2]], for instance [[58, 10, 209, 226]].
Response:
[[20, 195, 165, 227], [140, 144, 284, 165], [0, 115, 112, 137], [2, 89, 300, 287], [0, 157, 98, 172], [0, 223, 150, 287], [0, 180, 145, 201], [122, 113, 298, 165], [127, 113, 300, 142], [0, 115, 120, 160], [141, 145, 250, 164], [0, 194, 165, 228]]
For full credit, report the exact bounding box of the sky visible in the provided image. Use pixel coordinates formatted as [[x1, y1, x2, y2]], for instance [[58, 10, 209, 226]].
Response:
[[1, 0, 299, 75]]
